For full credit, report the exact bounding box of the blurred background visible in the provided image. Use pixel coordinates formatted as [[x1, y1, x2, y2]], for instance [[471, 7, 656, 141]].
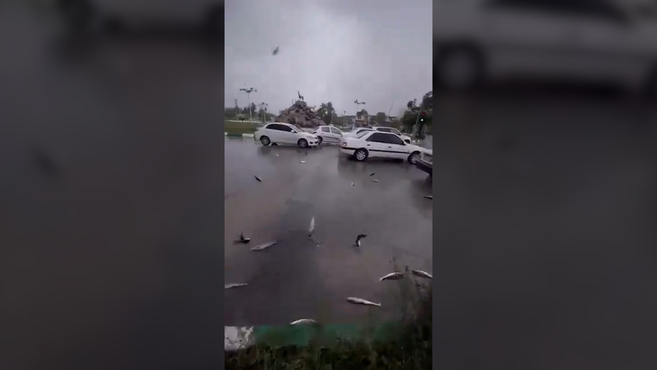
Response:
[[0, 1, 224, 369], [434, 0, 657, 369]]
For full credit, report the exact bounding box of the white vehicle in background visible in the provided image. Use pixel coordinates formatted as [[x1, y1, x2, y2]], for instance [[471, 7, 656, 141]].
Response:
[[254, 122, 320, 148], [312, 125, 345, 145], [339, 130, 431, 163], [372, 127, 412, 144], [435, 0, 657, 94], [342, 127, 374, 139]]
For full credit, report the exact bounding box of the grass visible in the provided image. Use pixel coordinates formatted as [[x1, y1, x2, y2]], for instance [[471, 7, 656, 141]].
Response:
[[225, 266, 432, 369], [225, 120, 259, 135]]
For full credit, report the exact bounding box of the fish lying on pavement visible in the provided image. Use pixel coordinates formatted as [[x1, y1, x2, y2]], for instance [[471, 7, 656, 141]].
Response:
[[372, 179, 379, 182], [351, 182, 354, 187], [347, 297, 381, 307], [308, 217, 315, 236], [275, 153, 279, 157], [300, 160, 306, 164], [411, 269, 433, 279], [369, 172, 375, 176], [424, 195, 433, 200], [290, 319, 316, 325], [237, 233, 251, 244], [355, 234, 367, 247], [225, 283, 248, 289], [254, 175, 262, 182], [250, 241, 278, 251], [379, 272, 404, 281]]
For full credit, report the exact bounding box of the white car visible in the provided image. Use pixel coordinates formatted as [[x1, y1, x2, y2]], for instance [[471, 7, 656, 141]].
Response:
[[342, 127, 374, 139], [435, 0, 657, 94], [312, 125, 345, 145], [254, 122, 320, 148], [53, 0, 223, 33], [372, 127, 412, 144], [339, 130, 430, 163]]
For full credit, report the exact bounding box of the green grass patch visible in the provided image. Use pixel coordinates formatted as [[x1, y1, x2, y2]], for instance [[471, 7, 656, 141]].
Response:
[[224, 120, 259, 135], [226, 267, 432, 369]]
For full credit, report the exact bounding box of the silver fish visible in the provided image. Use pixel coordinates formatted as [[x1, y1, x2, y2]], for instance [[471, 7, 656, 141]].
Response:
[[290, 319, 316, 325], [351, 182, 354, 187], [347, 297, 381, 307], [300, 160, 306, 164], [411, 269, 433, 279], [275, 153, 279, 157], [225, 283, 248, 289], [372, 179, 379, 182], [424, 195, 433, 200], [355, 234, 367, 247], [250, 241, 278, 251], [254, 175, 262, 182], [369, 172, 375, 176], [379, 272, 404, 281], [308, 217, 315, 236]]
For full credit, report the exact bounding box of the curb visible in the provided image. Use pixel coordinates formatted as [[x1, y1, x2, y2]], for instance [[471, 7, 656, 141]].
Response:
[[225, 322, 400, 351], [225, 133, 254, 138]]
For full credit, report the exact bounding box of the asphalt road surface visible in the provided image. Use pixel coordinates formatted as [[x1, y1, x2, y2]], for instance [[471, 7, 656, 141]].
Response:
[[224, 139, 433, 327]]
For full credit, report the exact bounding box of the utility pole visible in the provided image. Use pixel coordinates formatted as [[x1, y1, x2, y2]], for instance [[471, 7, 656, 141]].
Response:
[[258, 102, 269, 124], [239, 87, 257, 122], [353, 99, 366, 129]]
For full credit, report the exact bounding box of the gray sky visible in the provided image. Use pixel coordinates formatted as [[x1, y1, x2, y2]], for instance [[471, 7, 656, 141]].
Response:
[[225, 0, 432, 117]]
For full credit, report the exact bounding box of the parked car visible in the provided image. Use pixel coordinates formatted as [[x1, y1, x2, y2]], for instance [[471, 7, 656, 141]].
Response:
[[254, 122, 320, 148], [53, 0, 223, 33], [435, 0, 657, 94], [414, 151, 433, 177], [312, 125, 344, 145], [339, 130, 431, 163], [342, 127, 374, 139], [372, 127, 412, 144]]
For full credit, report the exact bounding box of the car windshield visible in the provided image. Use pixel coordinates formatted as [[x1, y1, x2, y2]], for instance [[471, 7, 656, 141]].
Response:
[[292, 125, 304, 132], [355, 130, 371, 139]]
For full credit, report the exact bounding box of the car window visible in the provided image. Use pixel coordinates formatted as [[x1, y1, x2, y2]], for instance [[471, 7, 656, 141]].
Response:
[[280, 125, 293, 132], [366, 132, 389, 143], [355, 130, 372, 139], [330, 127, 341, 135], [387, 134, 405, 145], [266, 124, 281, 131], [321, 127, 330, 132], [391, 129, 402, 136]]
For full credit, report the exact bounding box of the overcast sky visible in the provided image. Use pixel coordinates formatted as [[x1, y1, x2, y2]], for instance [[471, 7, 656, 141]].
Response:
[[225, 0, 432, 117]]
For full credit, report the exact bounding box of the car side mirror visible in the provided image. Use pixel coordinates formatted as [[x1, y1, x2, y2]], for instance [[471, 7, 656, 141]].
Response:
[[291, 130, 297, 133]]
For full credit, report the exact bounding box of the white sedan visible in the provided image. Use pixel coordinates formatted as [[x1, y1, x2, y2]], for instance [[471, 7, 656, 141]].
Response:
[[371, 127, 412, 144], [254, 122, 320, 148], [339, 130, 431, 163], [312, 125, 345, 145]]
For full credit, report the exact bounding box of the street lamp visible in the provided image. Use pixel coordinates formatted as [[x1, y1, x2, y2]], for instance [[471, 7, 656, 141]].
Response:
[[353, 99, 366, 128], [239, 87, 257, 122]]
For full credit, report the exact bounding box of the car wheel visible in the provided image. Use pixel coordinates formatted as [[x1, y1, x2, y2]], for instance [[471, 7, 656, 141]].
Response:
[[354, 149, 368, 162], [436, 45, 484, 91], [260, 136, 271, 146], [317, 136, 323, 145], [58, 0, 95, 31], [408, 151, 420, 164], [298, 139, 309, 148]]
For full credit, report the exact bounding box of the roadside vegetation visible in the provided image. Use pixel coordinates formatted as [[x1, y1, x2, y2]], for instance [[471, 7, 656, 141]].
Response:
[[225, 268, 432, 370]]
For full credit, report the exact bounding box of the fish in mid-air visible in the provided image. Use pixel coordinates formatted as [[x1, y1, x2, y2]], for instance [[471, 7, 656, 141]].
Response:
[[290, 319, 316, 325], [379, 272, 404, 281], [250, 241, 278, 251], [355, 234, 367, 247], [411, 269, 433, 279], [272, 46, 279, 55], [347, 297, 381, 307]]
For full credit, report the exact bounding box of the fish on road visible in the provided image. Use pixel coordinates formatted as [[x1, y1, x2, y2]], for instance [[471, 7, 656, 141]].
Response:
[[347, 297, 381, 307], [308, 217, 315, 236], [379, 272, 404, 281], [355, 234, 367, 247], [424, 195, 433, 200], [372, 179, 379, 182], [225, 283, 248, 289], [250, 241, 278, 251], [290, 319, 316, 325], [237, 233, 251, 244], [411, 269, 433, 279], [254, 175, 262, 182]]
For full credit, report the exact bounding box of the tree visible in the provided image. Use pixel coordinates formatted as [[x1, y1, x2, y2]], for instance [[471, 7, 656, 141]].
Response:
[[374, 112, 387, 125], [358, 109, 368, 117], [316, 102, 336, 125], [250, 103, 257, 115]]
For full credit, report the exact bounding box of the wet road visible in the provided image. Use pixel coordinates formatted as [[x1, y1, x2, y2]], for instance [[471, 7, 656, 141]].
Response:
[[224, 139, 433, 326]]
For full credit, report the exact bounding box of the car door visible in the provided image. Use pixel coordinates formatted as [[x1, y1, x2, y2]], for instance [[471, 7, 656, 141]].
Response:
[[264, 124, 282, 142], [381, 133, 410, 160], [480, 0, 587, 79], [319, 126, 333, 143], [364, 132, 390, 158], [279, 124, 297, 144], [329, 127, 343, 143]]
